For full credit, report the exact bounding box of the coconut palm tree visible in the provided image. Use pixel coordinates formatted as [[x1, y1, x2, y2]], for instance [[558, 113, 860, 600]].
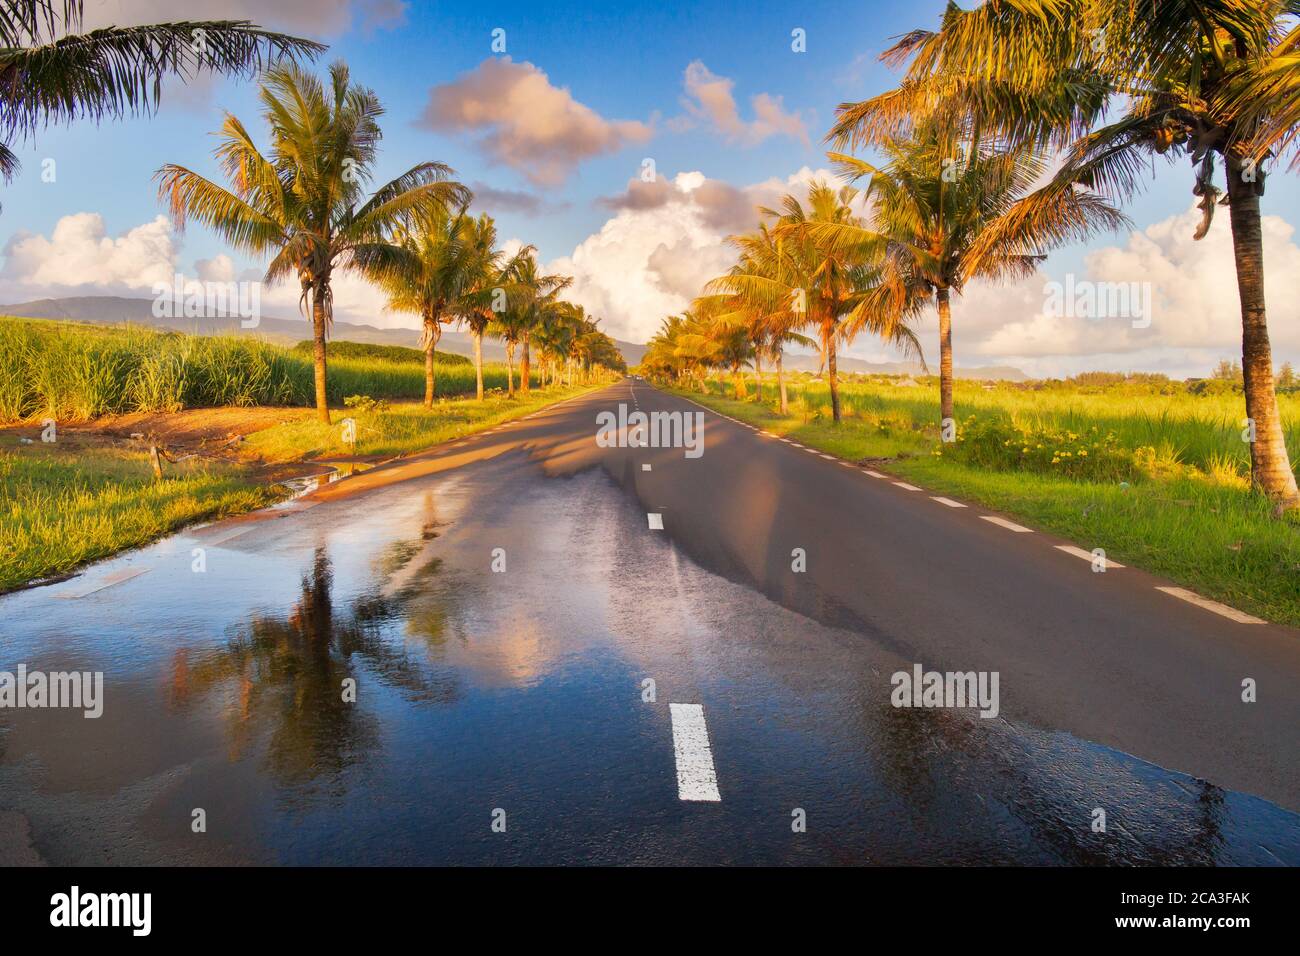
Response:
[[829, 0, 1300, 503], [156, 61, 467, 423], [490, 253, 571, 397], [447, 215, 534, 401], [711, 225, 816, 413], [0, 0, 323, 184], [374, 205, 496, 407], [804, 134, 1127, 433], [712, 182, 918, 423]]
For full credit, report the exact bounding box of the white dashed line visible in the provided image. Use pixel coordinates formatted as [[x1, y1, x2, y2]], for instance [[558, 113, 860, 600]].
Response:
[[931, 496, 967, 508], [819, 454, 836, 460], [981, 515, 1033, 533], [865, 470, 887, 478], [668, 703, 721, 802], [1156, 587, 1265, 624], [647, 513, 664, 530], [1055, 545, 1124, 568], [893, 482, 921, 491], [642, 463, 652, 471]]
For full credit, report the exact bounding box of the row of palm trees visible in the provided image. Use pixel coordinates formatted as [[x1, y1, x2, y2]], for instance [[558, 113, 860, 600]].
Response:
[[156, 61, 623, 423], [646, 0, 1300, 512]]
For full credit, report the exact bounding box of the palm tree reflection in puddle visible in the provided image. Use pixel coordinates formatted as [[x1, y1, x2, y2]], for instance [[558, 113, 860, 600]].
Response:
[[167, 540, 463, 792]]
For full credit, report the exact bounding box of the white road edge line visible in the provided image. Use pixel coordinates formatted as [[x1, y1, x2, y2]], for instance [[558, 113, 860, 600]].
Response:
[[1054, 544, 1125, 568], [893, 482, 921, 491], [865, 470, 887, 478], [931, 496, 967, 508], [1156, 586, 1265, 624], [647, 513, 664, 530], [981, 515, 1033, 533], [668, 703, 721, 802]]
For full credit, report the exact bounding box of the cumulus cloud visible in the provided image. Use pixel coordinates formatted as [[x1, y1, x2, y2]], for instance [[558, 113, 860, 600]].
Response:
[[554, 168, 846, 342], [678, 61, 809, 147], [0, 213, 176, 295], [418, 58, 653, 186]]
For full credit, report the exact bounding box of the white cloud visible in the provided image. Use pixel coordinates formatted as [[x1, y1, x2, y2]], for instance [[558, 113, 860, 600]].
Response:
[[553, 168, 845, 342], [0, 213, 176, 295]]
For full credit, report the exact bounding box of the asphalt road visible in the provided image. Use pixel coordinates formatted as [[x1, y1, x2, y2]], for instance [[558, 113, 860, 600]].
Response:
[[0, 379, 1297, 865]]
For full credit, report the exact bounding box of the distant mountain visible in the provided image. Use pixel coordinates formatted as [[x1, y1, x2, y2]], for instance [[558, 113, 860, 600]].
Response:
[[0, 296, 646, 367], [778, 350, 1027, 382]]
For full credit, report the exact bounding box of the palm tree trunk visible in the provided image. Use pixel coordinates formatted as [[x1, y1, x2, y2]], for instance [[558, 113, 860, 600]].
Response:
[[311, 288, 331, 424], [506, 342, 516, 397], [473, 330, 484, 401], [754, 352, 763, 402], [520, 332, 531, 394], [733, 361, 746, 400], [825, 324, 841, 423], [936, 285, 955, 427], [777, 349, 788, 415], [423, 316, 439, 408], [1226, 158, 1299, 508]]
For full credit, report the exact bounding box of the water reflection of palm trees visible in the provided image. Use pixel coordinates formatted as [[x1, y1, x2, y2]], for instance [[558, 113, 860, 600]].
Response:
[[168, 546, 462, 788]]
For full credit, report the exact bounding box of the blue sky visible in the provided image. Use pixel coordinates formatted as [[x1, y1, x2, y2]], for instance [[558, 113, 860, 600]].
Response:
[[2, 0, 1298, 377]]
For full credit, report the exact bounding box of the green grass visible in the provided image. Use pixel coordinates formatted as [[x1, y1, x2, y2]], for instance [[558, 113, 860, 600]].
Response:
[[0, 315, 525, 421], [676, 377, 1300, 626], [0, 446, 275, 592]]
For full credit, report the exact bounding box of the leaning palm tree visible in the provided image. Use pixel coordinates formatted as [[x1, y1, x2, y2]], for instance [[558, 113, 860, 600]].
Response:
[[157, 61, 467, 423], [829, 0, 1300, 503], [0, 0, 323, 184], [806, 133, 1127, 433]]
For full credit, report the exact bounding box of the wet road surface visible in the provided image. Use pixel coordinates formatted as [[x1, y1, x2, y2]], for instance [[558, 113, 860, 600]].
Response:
[[1, 381, 1298, 865]]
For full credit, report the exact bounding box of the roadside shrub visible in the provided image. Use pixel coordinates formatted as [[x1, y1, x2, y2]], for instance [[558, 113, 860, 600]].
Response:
[[934, 416, 1134, 482]]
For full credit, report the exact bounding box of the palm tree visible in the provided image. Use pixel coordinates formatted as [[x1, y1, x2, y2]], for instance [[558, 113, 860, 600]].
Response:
[[375, 205, 495, 407], [829, 0, 1300, 503], [712, 225, 816, 414], [807, 134, 1126, 433], [713, 182, 918, 423], [0, 0, 323, 184], [449, 215, 533, 401], [490, 253, 571, 397], [156, 61, 467, 423]]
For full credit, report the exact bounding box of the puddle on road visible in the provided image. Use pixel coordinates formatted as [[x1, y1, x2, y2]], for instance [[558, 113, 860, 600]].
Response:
[[0, 453, 1296, 865], [275, 461, 377, 500]]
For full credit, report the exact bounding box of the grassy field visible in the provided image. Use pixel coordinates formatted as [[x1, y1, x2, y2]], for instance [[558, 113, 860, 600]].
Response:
[[677, 374, 1300, 626], [0, 315, 523, 421]]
